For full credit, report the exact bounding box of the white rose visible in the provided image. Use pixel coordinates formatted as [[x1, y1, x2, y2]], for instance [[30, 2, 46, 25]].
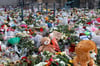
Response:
[[27, 31, 30, 33], [55, 58, 60, 61], [60, 61, 65, 66], [23, 31, 27, 34], [34, 62, 47, 66], [31, 41, 34, 44], [32, 55, 38, 58], [1, 44, 6, 51], [0, 41, 2, 45]]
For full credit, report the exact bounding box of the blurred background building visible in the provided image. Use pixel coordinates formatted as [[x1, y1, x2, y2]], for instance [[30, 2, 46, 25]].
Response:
[[0, 0, 100, 9]]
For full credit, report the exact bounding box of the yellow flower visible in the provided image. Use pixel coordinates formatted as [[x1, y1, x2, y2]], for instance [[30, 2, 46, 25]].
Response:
[[69, 60, 73, 63], [43, 26, 46, 28], [48, 9, 50, 11], [67, 64, 71, 66], [43, 8, 46, 11], [55, 52, 61, 55], [61, 52, 65, 55], [37, 13, 40, 16]]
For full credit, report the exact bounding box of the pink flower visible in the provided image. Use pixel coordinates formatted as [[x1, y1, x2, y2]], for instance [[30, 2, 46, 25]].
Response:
[[91, 27, 98, 32], [3, 36, 7, 40], [30, 36, 33, 38], [96, 18, 100, 23], [1, 32, 4, 34], [91, 11, 94, 14], [20, 24, 27, 28]]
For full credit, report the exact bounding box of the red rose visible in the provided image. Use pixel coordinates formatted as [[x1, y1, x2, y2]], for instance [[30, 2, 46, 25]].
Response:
[[49, 57, 53, 62], [21, 56, 27, 60], [52, 11, 54, 14], [25, 29, 28, 31], [96, 18, 100, 23], [14, 20, 17, 23], [1, 25, 5, 28], [86, 22, 92, 25], [56, 62, 59, 65], [83, 26, 86, 29], [69, 44, 75, 53], [69, 47, 75, 53], [29, 29, 32, 32], [39, 12, 41, 14], [45, 60, 51, 66], [40, 27, 43, 32], [79, 33, 85, 36]]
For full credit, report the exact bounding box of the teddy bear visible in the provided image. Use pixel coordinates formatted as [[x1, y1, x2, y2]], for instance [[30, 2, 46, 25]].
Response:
[[73, 40, 97, 66], [38, 37, 56, 53]]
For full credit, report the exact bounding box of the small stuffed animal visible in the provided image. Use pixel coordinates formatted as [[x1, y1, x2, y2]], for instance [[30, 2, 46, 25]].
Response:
[[38, 37, 55, 53], [49, 31, 62, 52], [73, 40, 97, 66]]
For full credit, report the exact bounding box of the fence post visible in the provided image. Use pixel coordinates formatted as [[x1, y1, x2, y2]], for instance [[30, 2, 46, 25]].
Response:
[[45, 2, 48, 14], [31, 0, 34, 12], [54, 2, 56, 17], [41, 3, 43, 12], [38, 3, 40, 11], [21, 0, 24, 21]]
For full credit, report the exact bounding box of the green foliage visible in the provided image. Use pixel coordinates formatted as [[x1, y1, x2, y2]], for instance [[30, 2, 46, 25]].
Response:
[[25, 14, 35, 25], [97, 49, 100, 65], [54, 25, 75, 35], [17, 36, 38, 56]]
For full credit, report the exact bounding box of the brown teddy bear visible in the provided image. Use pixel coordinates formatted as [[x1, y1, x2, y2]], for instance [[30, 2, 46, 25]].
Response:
[[38, 37, 56, 53], [73, 40, 97, 66]]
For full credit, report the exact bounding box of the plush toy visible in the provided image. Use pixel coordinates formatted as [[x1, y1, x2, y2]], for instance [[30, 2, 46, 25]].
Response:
[[38, 37, 55, 53], [49, 31, 62, 52], [73, 40, 97, 66]]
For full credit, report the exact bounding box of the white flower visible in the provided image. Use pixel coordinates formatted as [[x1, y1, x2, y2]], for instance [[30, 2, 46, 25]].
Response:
[[1, 29, 4, 31], [62, 51, 72, 60], [28, 25, 34, 28], [23, 31, 27, 34], [53, 27, 58, 30], [21, 21, 26, 24], [55, 58, 60, 61], [31, 41, 34, 44], [60, 61, 65, 66], [61, 34, 66, 39], [75, 41, 79, 44], [0, 41, 2, 45], [27, 31, 30, 33], [1, 44, 6, 51], [32, 54, 38, 58], [34, 62, 47, 66]]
